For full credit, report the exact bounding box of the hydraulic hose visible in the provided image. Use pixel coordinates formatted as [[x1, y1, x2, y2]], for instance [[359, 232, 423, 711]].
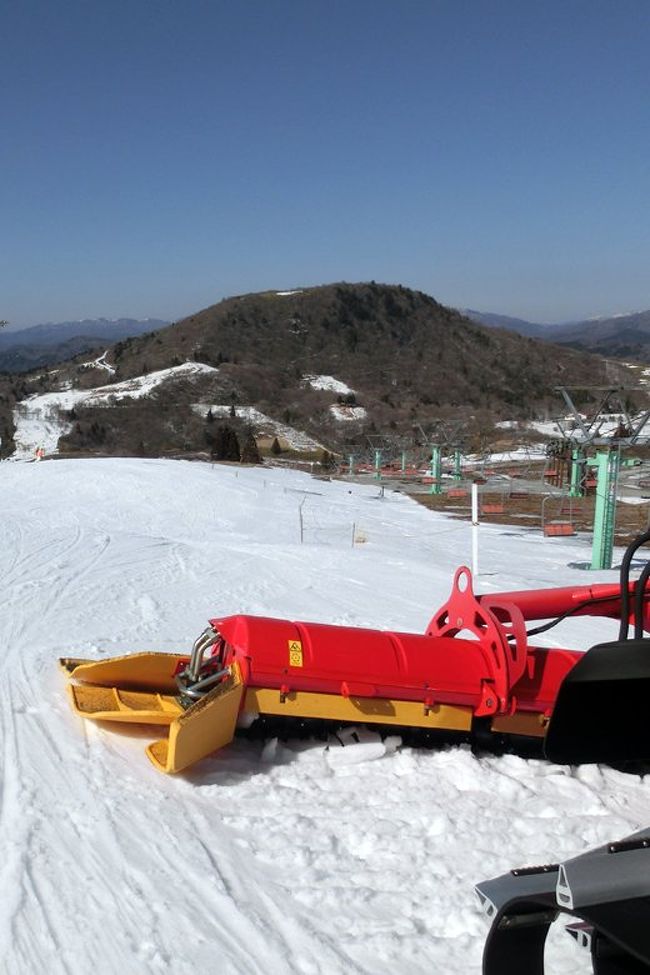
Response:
[[634, 560, 650, 640], [618, 529, 650, 641]]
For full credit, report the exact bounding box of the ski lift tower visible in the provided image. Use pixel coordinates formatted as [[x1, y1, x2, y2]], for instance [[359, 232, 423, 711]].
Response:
[[365, 434, 396, 481], [342, 442, 363, 477], [415, 420, 468, 495], [441, 421, 469, 484], [394, 434, 414, 475], [414, 423, 444, 494], [555, 386, 650, 570]]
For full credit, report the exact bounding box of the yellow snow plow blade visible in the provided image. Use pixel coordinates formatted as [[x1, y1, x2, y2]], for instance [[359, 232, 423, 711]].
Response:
[[67, 684, 182, 724], [62, 655, 245, 774], [60, 652, 189, 694], [147, 664, 245, 774]]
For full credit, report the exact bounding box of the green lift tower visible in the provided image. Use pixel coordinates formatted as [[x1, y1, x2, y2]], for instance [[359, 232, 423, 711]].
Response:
[[556, 385, 650, 571]]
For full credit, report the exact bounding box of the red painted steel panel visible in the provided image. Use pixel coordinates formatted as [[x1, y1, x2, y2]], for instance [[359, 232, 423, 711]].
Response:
[[213, 615, 491, 708]]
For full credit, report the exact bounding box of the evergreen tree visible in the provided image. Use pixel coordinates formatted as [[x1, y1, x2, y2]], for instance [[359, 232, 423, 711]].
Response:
[[208, 425, 240, 461], [240, 426, 261, 464]]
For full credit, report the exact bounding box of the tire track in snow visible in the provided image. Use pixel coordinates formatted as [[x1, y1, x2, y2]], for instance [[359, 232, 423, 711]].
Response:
[[32, 524, 109, 625], [0, 685, 31, 965], [0, 517, 25, 585], [0, 508, 116, 969], [1, 514, 83, 591], [1, 709, 171, 973], [179, 801, 368, 975]]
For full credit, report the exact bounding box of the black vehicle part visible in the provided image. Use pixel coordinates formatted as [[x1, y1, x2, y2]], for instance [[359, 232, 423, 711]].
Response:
[[544, 529, 650, 767], [477, 829, 650, 974]]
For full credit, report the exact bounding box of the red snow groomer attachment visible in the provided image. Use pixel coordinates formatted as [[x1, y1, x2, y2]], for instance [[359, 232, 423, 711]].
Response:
[[61, 531, 650, 774]]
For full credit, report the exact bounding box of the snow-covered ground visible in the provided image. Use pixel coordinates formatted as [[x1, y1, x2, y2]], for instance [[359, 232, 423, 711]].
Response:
[[329, 404, 367, 422], [0, 457, 646, 974], [496, 414, 644, 440], [637, 366, 650, 386], [496, 418, 564, 437], [301, 375, 365, 422], [78, 350, 116, 375], [303, 374, 355, 396], [479, 445, 547, 464]]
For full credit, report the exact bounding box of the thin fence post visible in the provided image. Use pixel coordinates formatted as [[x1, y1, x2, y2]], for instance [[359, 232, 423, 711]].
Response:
[[351, 522, 356, 548], [299, 499, 305, 544]]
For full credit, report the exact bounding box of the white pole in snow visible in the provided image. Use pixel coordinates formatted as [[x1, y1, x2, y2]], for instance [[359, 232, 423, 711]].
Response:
[[471, 481, 479, 578], [299, 499, 306, 544]]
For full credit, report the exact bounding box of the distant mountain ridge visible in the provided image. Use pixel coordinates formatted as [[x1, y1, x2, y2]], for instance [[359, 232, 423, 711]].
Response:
[[464, 308, 650, 360], [462, 310, 555, 339], [0, 318, 169, 373]]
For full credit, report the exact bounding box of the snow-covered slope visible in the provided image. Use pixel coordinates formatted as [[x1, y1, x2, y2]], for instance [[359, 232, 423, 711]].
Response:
[[11, 363, 219, 459], [0, 458, 645, 974], [193, 404, 325, 451], [303, 374, 355, 395], [11, 363, 325, 460], [77, 350, 116, 375]]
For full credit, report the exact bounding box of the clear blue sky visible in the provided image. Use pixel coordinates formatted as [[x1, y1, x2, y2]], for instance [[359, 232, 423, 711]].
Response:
[[3, 0, 650, 327]]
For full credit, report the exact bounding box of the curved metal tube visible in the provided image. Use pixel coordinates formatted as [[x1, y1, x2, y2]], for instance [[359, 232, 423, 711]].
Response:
[[618, 529, 650, 641], [176, 667, 229, 702], [188, 626, 220, 682], [634, 561, 650, 640]]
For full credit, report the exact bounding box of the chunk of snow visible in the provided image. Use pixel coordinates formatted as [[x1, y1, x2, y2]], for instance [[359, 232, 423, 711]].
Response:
[[326, 741, 387, 767]]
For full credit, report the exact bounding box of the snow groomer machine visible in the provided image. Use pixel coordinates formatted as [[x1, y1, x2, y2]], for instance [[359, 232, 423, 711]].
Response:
[[62, 529, 650, 775]]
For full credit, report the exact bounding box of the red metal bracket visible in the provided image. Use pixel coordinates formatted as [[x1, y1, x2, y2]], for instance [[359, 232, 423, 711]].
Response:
[[426, 567, 529, 715]]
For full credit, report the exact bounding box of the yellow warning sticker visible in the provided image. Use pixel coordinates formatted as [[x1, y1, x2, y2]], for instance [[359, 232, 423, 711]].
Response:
[[288, 640, 303, 667]]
